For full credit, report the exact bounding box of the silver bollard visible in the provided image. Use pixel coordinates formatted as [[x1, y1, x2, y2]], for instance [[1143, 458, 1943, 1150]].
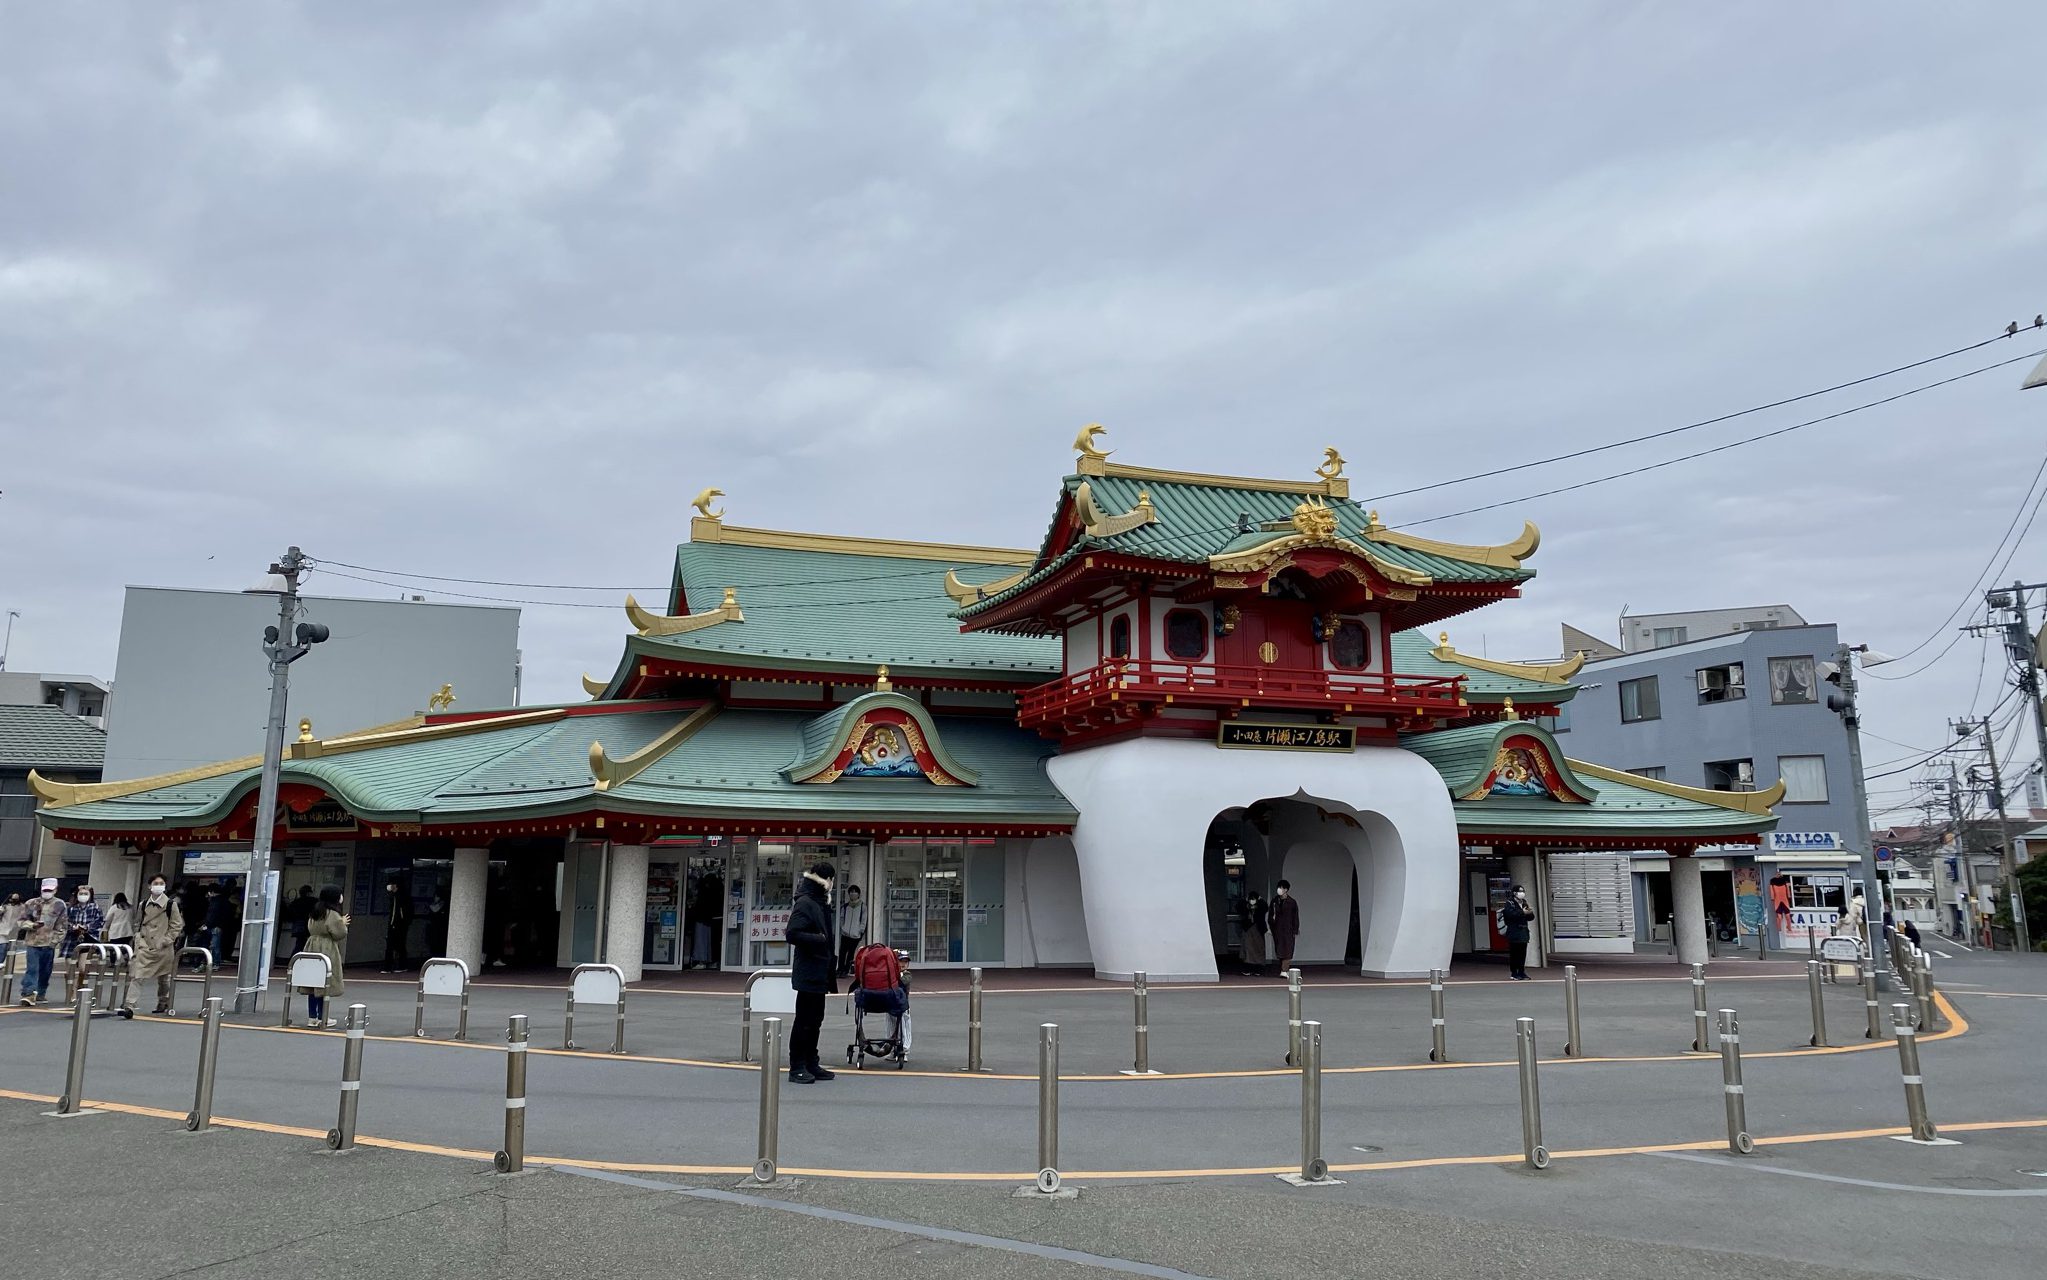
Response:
[[1285, 967, 1303, 1066], [754, 1017, 782, 1183], [1917, 950, 1937, 1031], [1123, 971, 1155, 1075], [55, 983, 95, 1115], [1428, 969, 1449, 1062], [184, 997, 224, 1132], [966, 966, 985, 1073], [1806, 930, 1818, 963], [1688, 964, 1711, 1052], [1563, 965, 1583, 1057], [494, 1014, 528, 1173], [1806, 961, 1829, 1048], [1717, 1008, 1755, 1154], [325, 1003, 367, 1151], [1292, 1020, 1335, 1183], [1035, 1023, 1061, 1193], [1892, 1003, 1937, 1141], [1859, 962, 1882, 1040], [1515, 1016, 1549, 1169]]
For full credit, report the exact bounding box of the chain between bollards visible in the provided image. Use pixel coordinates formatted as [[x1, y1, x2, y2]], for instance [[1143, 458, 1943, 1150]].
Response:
[[1515, 1016, 1548, 1169], [754, 1017, 782, 1183], [1892, 1003, 1938, 1142], [1717, 1008, 1755, 1154], [1562, 965, 1583, 1057], [1805, 960, 1829, 1048], [1285, 967, 1303, 1067], [494, 1014, 529, 1173], [1688, 964, 1711, 1052], [1428, 969, 1449, 1062], [965, 966, 985, 1073], [56, 982, 94, 1115], [184, 997, 224, 1131], [1859, 961, 1882, 1040], [1035, 1022, 1061, 1193], [325, 1003, 367, 1151]]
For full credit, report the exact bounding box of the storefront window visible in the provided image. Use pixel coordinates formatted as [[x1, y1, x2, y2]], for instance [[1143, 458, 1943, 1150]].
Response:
[[751, 842, 796, 967], [884, 840, 923, 955], [922, 842, 965, 963]]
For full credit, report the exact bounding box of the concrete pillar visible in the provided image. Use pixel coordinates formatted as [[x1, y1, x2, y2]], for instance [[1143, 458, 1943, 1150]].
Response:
[[448, 847, 489, 974], [604, 844, 649, 984], [88, 847, 140, 903], [1505, 853, 1544, 968], [1670, 854, 1709, 967]]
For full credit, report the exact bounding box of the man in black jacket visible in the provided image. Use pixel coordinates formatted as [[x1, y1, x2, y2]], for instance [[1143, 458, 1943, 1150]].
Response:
[[1502, 885, 1535, 980], [784, 861, 839, 1084]]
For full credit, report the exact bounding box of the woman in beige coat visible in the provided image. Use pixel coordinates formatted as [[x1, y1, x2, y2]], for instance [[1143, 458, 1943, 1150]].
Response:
[[305, 886, 349, 1028], [120, 874, 184, 1018]]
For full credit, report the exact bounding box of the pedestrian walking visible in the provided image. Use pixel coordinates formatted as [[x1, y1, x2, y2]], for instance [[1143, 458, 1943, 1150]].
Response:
[[1269, 880, 1300, 976], [784, 861, 838, 1083], [202, 885, 233, 961], [13, 879, 69, 1005], [0, 892, 22, 971], [1240, 891, 1268, 974], [64, 884, 105, 959], [104, 892, 134, 949], [179, 881, 209, 951], [836, 883, 867, 977], [1501, 884, 1535, 980], [122, 875, 184, 1017], [425, 889, 449, 958], [305, 887, 349, 1028], [1902, 918, 1923, 949], [381, 879, 413, 972]]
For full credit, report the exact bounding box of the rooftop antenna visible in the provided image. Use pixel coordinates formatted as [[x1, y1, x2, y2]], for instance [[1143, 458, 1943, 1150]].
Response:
[[1, 609, 17, 671]]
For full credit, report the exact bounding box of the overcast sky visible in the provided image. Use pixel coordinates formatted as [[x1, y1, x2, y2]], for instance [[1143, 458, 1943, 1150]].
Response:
[[4, 4, 2044, 823]]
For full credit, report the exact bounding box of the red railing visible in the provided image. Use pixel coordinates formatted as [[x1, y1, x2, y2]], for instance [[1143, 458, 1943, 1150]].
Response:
[[1018, 657, 1466, 728]]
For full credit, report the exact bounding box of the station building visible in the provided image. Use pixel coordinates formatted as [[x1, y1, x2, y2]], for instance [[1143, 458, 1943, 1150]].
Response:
[[34, 432, 1779, 981]]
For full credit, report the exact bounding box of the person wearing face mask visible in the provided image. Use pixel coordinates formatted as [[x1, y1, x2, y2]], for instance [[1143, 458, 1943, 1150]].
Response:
[[0, 892, 22, 972], [123, 876, 186, 1017], [1269, 880, 1300, 977], [14, 879, 70, 1005], [1501, 884, 1536, 981], [64, 884, 105, 960], [304, 887, 350, 1028]]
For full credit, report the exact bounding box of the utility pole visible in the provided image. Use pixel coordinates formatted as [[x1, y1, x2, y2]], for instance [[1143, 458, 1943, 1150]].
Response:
[[234, 548, 328, 1013], [1958, 715, 2031, 953], [1828, 643, 1889, 989], [1941, 760, 1978, 941]]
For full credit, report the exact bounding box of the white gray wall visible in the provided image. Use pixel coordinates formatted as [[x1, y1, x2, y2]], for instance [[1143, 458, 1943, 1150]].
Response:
[[103, 587, 519, 781]]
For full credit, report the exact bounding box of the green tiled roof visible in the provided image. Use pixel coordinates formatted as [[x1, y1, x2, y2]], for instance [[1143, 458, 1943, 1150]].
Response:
[[1387, 631, 1578, 703], [0, 704, 105, 772], [607, 541, 1057, 685]]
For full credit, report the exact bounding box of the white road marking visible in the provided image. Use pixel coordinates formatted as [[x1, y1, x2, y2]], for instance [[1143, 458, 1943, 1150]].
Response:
[[1648, 1151, 2047, 1197]]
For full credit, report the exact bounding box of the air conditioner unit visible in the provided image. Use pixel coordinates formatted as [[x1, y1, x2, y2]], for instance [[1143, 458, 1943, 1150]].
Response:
[[1735, 761, 1755, 787], [1725, 665, 1745, 688], [1696, 669, 1723, 694]]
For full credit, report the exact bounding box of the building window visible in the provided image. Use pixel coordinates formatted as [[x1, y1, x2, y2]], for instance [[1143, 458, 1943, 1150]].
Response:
[[1769, 656, 1817, 705], [1109, 615, 1132, 659], [1619, 676, 1660, 723], [1696, 662, 1745, 704], [1779, 755, 1829, 803], [1329, 619, 1370, 670], [1164, 609, 1208, 661], [1705, 758, 1756, 792], [1628, 766, 1666, 781], [1651, 626, 1688, 647]]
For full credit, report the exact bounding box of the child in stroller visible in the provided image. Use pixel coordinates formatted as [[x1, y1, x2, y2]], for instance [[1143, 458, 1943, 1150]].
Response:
[[845, 942, 912, 1069]]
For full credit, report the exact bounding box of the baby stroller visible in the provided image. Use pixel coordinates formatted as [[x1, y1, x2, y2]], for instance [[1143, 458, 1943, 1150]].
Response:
[[845, 943, 912, 1070]]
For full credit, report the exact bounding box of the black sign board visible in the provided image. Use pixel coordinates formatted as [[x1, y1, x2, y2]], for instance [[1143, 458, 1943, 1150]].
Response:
[[284, 799, 358, 834], [1217, 722, 1356, 753]]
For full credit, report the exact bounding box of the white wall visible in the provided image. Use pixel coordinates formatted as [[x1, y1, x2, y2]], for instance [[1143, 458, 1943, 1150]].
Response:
[[103, 588, 520, 781], [1065, 618, 1100, 675], [1013, 836, 1093, 966]]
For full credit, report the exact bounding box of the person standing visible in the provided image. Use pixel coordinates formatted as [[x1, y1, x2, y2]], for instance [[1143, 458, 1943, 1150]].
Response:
[[1239, 891, 1268, 975], [304, 887, 349, 1028], [122, 875, 184, 1017], [104, 892, 134, 951], [836, 884, 867, 978], [202, 885, 232, 961], [784, 861, 838, 1084], [381, 879, 413, 973], [1, 891, 23, 971], [179, 881, 209, 951], [425, 888, 449, 959], [14, 879, 69, 1005], [1269, 879, 1300, 976], [1501, 884, 1536, 980], [64, 884, 105, 960]]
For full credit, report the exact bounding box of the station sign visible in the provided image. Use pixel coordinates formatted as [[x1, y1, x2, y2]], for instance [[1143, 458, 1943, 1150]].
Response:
[[1217, 723, 1356, 753]]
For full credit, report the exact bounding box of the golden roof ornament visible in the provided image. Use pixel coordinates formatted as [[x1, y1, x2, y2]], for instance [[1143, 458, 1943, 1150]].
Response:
[[298, 717, 314, 743], [691, 487, 725, 521], [1315, 446, 1346, 482], [428, 684, 456, 712], [1289, 496, 1339, 541], [1501, 696, 1518, 721], [875, 664, 892, 693], [1074, 423, 1112, 473]]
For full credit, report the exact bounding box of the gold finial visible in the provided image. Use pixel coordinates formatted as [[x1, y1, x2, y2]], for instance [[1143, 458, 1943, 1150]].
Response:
[[1366, 510, 1384, 531], [1501, 696, 1518, 721], [1316, 446, 1346, 482], [720, 586, 738, 610], [875, 664, 892, 693], [1074, 422, 1111, 463], [691, 487, 725, 521], [298, 717, 314, 743], [428, 683, 456, 712]]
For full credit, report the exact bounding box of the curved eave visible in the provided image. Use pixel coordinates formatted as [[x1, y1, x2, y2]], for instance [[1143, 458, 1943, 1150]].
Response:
[[782, 693, 982, 785], [1429, 638, 1585, 687], [1568, 758, 1787, 816]]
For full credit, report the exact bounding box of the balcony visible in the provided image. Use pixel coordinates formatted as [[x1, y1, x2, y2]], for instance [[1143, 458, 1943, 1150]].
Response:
[[1017, 657, 1467, 734]]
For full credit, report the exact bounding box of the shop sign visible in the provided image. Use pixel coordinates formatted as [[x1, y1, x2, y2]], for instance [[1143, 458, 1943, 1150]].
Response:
[[1218, 723, 1355, 752], [1767, 831, 1843, 853], [746, 909, 792, 943], [285, 799, 358, 834]]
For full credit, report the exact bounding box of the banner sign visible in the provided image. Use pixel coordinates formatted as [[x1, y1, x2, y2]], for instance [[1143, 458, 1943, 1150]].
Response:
[[746, 909, 792, 943], [1218, 723, 1355, 752]]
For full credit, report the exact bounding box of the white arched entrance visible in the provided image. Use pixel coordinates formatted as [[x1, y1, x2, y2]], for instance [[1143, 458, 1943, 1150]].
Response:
[[1045, 737, 1460, 980]]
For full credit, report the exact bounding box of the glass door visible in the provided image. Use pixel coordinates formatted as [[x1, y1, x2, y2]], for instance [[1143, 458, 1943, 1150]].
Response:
[[643, 859, 683, 969]]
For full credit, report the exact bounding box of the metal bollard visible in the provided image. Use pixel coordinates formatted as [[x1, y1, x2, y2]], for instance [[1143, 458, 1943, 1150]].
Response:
[[1285, 967, 1303, 1066], [1515, 1016, 1549, 1169], [1294, 1020, 1334, 1183], [1892, 1003, 1937, 1141], [1035, 1023, 1061, 1193], [55, 983, 95, 1115], [1806, 930, 1818, 963], [1806, 961, 1829, 1048], [966, 966, 985, 1072], [325, 1003, 367, 1151], [494, 1015, 528, 1173], [1859, 962, 1882, 1040], [1917, 950, 1937, 1031], [1428, 969, 1449, 1062], [1688, 964, 1711, 1052], [1717, 1008, 1755, 1154], [754, 1017, 782, 1183], [1563, 965, 1583, 1057], [184, 998, 224, 1132], [1124, 971, 1155, 1075]]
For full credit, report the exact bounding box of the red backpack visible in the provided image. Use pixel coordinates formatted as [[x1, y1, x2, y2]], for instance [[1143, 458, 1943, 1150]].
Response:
[[854, 943, 903, 992]]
